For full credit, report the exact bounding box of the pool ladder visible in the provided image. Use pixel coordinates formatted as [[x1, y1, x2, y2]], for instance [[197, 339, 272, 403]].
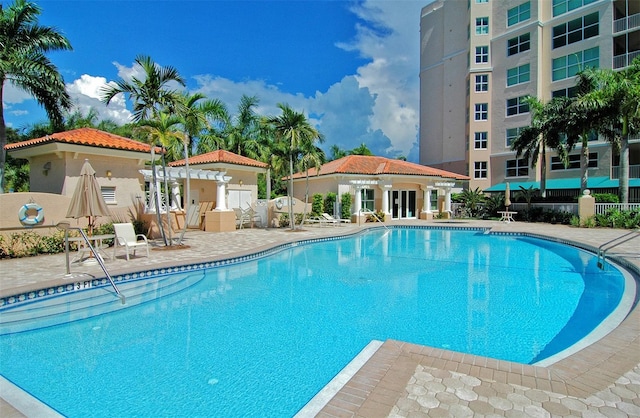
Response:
[[57, 222, 126, 304], [596, 229, 639, 270]]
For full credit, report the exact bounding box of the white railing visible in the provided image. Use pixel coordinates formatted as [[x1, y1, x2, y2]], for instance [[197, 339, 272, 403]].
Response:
[[614, 13, 640, 33], [613, 50, 640, 69], [595, 203, 640, 215], [611, 164, 640, 179], [510, 202, 578, 215]]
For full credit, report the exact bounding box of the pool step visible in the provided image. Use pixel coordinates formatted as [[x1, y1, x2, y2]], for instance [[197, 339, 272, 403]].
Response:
[[0, 272, 205, 335]]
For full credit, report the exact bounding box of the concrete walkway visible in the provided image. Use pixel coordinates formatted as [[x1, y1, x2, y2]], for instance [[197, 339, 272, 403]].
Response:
[[0, 220, 638, 417]]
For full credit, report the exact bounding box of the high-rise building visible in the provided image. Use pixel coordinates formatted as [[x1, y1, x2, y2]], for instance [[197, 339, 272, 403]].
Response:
[[419, 0, 639, 200]]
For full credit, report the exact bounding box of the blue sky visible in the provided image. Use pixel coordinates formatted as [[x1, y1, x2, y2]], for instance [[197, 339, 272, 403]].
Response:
[[4, 0, 431, 161]]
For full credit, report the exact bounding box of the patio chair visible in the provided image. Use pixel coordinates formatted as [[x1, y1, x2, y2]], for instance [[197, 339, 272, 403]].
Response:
[[322, 213, 351, 224], [113, 222, 150, 260], [234, 208, 251, 229]]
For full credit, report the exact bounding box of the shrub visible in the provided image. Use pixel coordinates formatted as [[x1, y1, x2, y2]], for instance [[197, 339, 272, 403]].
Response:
[[593, 193, 619, 203], [324, 192, 336, 215], [311, 193, 323, 216], [366, 210, 386, 223], [340, 193, 352, 220]]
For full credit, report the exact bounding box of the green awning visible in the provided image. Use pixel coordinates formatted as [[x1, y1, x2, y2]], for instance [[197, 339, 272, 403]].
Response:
[[485, 176, 640, 192]]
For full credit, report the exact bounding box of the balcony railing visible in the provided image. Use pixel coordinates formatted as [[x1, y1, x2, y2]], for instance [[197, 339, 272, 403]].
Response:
[[611, 164, 640, 179], [614, 13, 640, 33], [613, 50, 640, 69]]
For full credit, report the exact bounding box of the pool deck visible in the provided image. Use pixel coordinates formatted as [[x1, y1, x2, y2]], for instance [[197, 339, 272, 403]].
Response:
[[0, 220, 639, 417]]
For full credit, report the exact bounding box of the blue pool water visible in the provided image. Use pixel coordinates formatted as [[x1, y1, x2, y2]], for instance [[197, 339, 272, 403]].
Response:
[[0, 228, 628, 417]]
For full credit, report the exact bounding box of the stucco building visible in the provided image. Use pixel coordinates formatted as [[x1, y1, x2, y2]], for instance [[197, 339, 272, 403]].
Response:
[[419, 0, 640, 200]]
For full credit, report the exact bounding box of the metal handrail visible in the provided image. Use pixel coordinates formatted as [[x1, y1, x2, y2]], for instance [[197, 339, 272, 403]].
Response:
[[359, 209, 390, 230], [57, 222, 125, 304], [596, 229, 640, 270]]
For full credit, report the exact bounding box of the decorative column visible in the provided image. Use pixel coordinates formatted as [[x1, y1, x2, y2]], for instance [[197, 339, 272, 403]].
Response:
[[420, 185, 433, 220], [354, 186, 362, 215], [435, 182, 456, 219], [215, 181, 228, 211], [170, 181, 182, 210]]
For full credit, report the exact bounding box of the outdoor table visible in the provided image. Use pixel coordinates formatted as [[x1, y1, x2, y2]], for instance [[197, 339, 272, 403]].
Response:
[[497, 211, 517, 223], [68, 234, 115, 263]]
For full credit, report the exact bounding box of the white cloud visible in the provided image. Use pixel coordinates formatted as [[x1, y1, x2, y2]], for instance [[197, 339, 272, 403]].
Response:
[[339, 0, 426, 159], [66, 74, 132, 125], [3, 81, 33, 104], [37, 1, 427, 162]]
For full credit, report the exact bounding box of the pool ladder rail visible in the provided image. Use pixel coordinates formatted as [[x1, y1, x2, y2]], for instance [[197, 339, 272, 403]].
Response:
[[596, 228, 639, 270], [57, 222, 125, 304], [358, 209, 390, 230]]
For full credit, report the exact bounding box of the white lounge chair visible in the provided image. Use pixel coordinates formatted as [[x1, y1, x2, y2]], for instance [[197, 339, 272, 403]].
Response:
[[113, 222, 150, 260], [322, 213, 351, 224]]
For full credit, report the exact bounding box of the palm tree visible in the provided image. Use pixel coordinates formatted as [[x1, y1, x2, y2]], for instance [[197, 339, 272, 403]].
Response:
[[563, 69, 608, 196], [576, 58, 640, 204], [266, 104, 323, 230], [135, 112, 183, 245], [511, 96, 569, 198], [349, 143, 373, 156], [174, 92, 226, 243], [0, 0, 72, 191], [329, 145, 347, 161], [223, 95, 265, 158], [100, 55, 185, 123], [297, 139, 326, 225]]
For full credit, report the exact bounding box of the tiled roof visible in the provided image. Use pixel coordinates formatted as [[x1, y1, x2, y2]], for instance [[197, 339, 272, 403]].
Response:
[[170, 149, 268, 169], [291, 155, 468, 180], [4, 128, 156, 153]]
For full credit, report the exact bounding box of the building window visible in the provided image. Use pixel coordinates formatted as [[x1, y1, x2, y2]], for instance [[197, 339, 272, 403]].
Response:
[[552, 47, 599, 81], [552, 86, 578, 98], [475, 74, 489, 92], [551, 152, 598, 170], [476, 17, 489, 35], [507, 64, 530, 86], [474, 161, 488, 178], [506, 127, 526, 147], [506, 96, 530, 116], [553, 0, 598, 17], [475, 103, 488, 120], [552, 12, 599, 49], [506, 158, 529, 177], [361, 189, 374, 212], [474, 132, 488, 149], [507, 2, 531, 27], [553, 153, 598, 170], [476, 0, 489, 3], [475, 45, 489, 63], [507, 33, 530, 56], [101, 186, 116, 204]]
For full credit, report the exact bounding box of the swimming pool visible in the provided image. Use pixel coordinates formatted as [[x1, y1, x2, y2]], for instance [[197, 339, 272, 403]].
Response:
[[0, 227, 631, 417]]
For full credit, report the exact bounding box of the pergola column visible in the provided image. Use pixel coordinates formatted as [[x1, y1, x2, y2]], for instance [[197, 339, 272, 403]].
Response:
[[215, 181, 229, 211]]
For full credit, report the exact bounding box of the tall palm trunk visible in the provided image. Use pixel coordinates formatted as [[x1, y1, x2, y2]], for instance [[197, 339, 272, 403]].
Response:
[[580, 135, 589, 195], [620, 117, 630, 204], [540, 142, 547, 198], [177, 136, 190, 244], [288, 154, 295, 230]]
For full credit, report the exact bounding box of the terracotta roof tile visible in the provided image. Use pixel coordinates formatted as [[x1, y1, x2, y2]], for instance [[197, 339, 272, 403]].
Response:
[[4, 128, 156, 153], [292, 155, 468, 180], [170, 149, 268, 169]]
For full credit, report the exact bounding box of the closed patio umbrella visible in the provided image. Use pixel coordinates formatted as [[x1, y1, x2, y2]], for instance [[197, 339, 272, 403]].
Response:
[[66, 159, 110, 236], [505, 182, 511, 210]]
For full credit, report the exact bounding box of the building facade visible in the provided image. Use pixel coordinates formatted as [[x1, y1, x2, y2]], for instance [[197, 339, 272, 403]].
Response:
[[419, 0, 640, 200]]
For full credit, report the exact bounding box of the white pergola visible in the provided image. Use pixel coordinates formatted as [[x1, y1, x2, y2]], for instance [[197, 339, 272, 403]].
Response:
[[139, 167, 232, 213]]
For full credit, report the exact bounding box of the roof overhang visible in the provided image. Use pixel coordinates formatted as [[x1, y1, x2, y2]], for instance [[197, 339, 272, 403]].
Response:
[[8, 142, 151, 164]]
